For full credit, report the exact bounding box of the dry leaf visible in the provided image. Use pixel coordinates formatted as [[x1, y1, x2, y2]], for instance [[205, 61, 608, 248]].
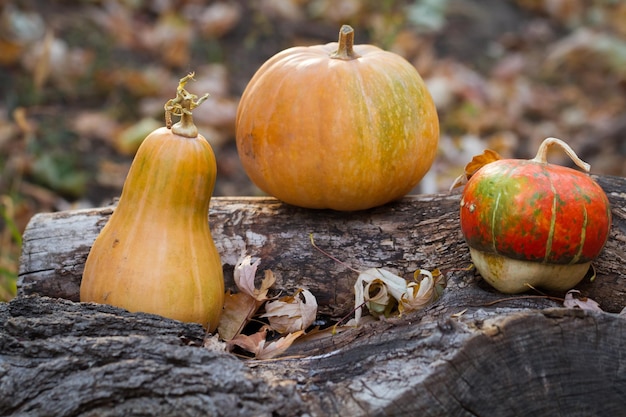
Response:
[[219, 253, 316, 343], [400, 270, 435, 313], [228, 326, 304, 360], [450, 148, 502, 189], [354, 268, 407, 324], [218, 254, 275, 341], [354, 267, 445, 324], [431, 268, 447, 300], [563, 290, 603, 312], [233, 254, 260, 296], [217, 290, 260, 341], [363, 278, 398, 319], [255, 330, 304, 360], [262, 289, 318, 333], [202, 333, 227, 352], [233, 254, 275, 301], [228, 327, 268, 355], [198, 2, 242, 38]]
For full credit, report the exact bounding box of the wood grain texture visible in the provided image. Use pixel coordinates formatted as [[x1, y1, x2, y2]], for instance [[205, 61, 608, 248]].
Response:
[[1, 295, 624, 417]]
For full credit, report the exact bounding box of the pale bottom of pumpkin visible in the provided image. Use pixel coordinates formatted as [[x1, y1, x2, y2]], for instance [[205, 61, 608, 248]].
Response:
[[469, 248, 591, 294]]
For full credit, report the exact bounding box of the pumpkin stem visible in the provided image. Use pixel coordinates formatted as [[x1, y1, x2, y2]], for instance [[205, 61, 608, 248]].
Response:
[[164, 72, 209, 138], [532, 137, 591, 172], [330, 25, 361, 60]]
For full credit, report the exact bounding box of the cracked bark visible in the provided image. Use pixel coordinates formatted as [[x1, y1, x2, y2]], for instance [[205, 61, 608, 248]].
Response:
[[3, 174, 626, 416]]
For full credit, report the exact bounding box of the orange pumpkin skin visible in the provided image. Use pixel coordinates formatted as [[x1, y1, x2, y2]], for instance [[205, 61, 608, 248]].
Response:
[[236, 26, 439, 211], [80, 127, 224, 330]]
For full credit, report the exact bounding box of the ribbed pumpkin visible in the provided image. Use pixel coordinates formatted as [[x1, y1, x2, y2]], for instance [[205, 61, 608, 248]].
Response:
[[236, 25, 439, 211], [80, 73, 224, 330], [460, 137, 612, 293]]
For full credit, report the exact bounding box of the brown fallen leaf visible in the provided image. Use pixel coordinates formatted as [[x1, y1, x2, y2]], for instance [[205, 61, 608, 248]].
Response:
[[255, 330, 304, 360], [400, 270, 436, 313], [234, 254, 275, 301], [228, 326, 304, 360], [311, 236, 444, 325], [353, 267, 443, 324], [217, 254, 275, 341], [227, 326, 268, 356], [450, 148, 502, 189], [261, 289, 318, 333], [218, 290, 260, 342]]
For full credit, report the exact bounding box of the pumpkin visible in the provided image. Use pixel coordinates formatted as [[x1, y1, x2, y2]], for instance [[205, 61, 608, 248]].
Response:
[[235, 25, 439, 211], [460, 137, 612, 293], [80, 73, 225, 330]]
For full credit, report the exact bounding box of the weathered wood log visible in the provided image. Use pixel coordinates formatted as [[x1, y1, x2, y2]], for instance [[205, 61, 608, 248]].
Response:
[[17, 175, 626, 315], [3, 174, 626, 416], [2, 295, 625, 416], [17, 192, 467, 317]]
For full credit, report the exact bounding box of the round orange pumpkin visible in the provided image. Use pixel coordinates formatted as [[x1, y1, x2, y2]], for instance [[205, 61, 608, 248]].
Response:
[[236, 25, 439, 211]]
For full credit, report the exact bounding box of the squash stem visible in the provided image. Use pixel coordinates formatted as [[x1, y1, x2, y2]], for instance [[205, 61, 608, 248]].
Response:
[[172, 112, 197, 138], [330, 25, 361, 60], [164, 72, 209, 138], [532, 137, 591, 172]]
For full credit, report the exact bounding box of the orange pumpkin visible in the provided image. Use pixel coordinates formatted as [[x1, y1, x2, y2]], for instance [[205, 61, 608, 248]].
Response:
[[236, 25, 439, 211], [80, 73, 224, 330]]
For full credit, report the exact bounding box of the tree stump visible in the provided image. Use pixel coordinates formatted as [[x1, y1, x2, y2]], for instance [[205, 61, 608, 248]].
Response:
[[3, 174, 626, 416]]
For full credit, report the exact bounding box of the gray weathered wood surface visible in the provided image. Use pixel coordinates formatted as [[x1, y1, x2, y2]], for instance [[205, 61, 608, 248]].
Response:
[[17, 175, 626, 315], [3, 174, 626, 416]]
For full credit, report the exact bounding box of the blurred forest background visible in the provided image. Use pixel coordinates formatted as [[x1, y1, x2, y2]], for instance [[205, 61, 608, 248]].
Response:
[[1, 0, 625, 301]]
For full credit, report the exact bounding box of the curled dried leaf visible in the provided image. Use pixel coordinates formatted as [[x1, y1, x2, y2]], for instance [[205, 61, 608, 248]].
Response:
[[233, 254, 259, 296], [364, 279, 398, 319], [450, 148, 502, 189], [228, 326, 304, 360], [563, 290, 603, 312], [353, 267, 445, 324], [233, 254, 275, 301], [354, 268, 407, 324], [255, 330, 304, 360], [400, 270, 435, 313], [262, 288, 318, 333], [219, 253, 276, 342], [227, 326, 268, 356], [431, 268, 447, 300]]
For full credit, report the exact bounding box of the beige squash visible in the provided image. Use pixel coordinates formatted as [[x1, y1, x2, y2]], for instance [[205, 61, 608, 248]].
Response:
[[80, 73, 224, 330]]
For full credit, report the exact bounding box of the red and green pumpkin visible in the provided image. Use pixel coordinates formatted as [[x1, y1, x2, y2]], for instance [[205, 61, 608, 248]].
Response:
[[460, 137, 612, 293]]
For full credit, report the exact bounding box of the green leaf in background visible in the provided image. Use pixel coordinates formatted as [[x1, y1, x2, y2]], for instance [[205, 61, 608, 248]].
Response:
[[406, 0, 449, 33], [31, 153, 88, 198], [0, 197, 21, 301]]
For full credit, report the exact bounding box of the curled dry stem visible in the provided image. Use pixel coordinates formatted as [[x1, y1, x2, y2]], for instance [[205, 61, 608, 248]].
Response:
[[164, 72, 210, 138], [532, 137, 591, 172]]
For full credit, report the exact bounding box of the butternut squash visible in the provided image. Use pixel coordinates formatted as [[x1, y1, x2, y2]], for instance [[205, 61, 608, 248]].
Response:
[[80, 73, 224, 330]]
